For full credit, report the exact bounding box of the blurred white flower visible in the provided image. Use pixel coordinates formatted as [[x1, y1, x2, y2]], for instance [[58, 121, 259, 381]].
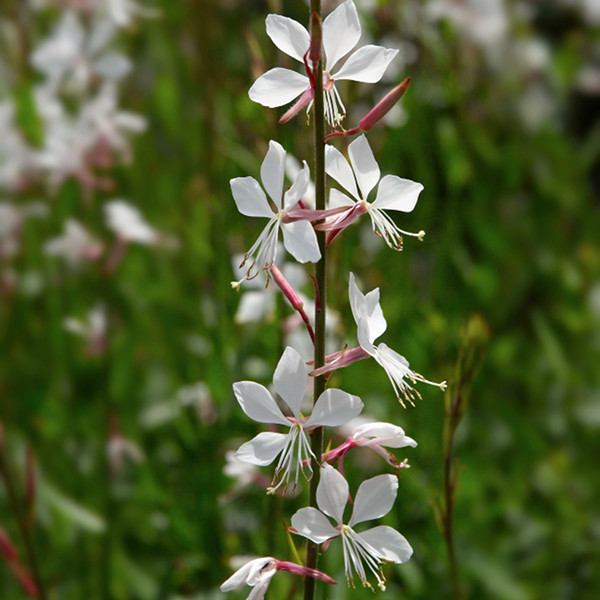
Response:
[[64, 303, 107, 355], [31, 11, 131, 94], [426, 0, 509, 54], [0, 103, 33, 189], [0, 201, 48, 259], [177, 382, 217, 425], [104, 200, 159, 244], [44, 219, 103, 267]]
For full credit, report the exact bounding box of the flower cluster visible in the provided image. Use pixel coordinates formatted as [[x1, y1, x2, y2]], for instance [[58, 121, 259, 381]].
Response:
[[222, 1, 446, 597]]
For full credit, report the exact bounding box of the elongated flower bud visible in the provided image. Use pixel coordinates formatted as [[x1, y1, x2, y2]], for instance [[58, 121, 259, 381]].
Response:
[[309, 12, 322, 64], [357, 77, 411, 132]]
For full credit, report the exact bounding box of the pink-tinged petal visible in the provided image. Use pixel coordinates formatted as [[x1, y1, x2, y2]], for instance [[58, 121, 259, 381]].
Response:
[[233, 381, 289, 426], [353, 422, 417, 448], [349, 474, 397, 526], [261, 141, 286, 208], [249, 68, 310, 108], [230, 177, 273, 218], [265, 14, 310, 63], [291, 507, 339, 543], [333, 45, 398, 83], [306, 389, 363, 428], [221, 557, 276, 591], [309, 346, 370, 377], [317, 464, 348, 523], [371, 174, 423, 212], [279, 87, 314, 124], [325, 145, 359, 199], [276, 561, 337, 585], [281, 220, 321, 263], [356, 526, 413, 563], [348, 135, 380, 200], [322, 0, 361, 72], [235, 432, 288, 466], [283, 161, 310, 210], [273, 347, 307, 418]]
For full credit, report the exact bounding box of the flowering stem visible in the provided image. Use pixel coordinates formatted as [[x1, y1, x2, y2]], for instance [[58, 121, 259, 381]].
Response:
[[0, 426, 46, 600], [305, 4, 325, 600]]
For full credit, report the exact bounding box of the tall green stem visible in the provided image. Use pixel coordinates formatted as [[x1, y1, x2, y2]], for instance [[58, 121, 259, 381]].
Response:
[[304, 2, 325, 600]]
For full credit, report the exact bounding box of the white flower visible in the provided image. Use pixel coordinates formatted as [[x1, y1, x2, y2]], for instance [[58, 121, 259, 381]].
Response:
[[44, 219, 103, 267], [64, 304, 107, 355], [349, 273, 446, 405], [249, 0, 398, 127], [291, 464, 413, 590], [221, 557, 278, 600], [104, 200, 158, 244], [221, 555, 336, 600], [31, 12, 131, 94], [233, 347, 363, 492], [230, 141, 320, 284], [324, 134, 424, 250]]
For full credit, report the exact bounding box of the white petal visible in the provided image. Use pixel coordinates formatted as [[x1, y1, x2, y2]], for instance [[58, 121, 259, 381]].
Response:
[[323, 0, 361, 72], [261, 141, 286, 208], [249, 68, 309, 108], [357, 316, 377, 355], [325, 145, 359, 199], [283, 161, 310, 210], [371, 174, 423, 212], [348, 273, 386, 343], [221, 557, 276, 591], [272, 347, 307, 418], [306, 389, 363, 428], [328, 188, 355, 209], [317, 464, 348, 524], [292, 507, 339, 543], [266, 14, 310, 63], [348, 135, 380, 200], [235, 291, 275, 324], [230, 177, 274, 218], [281, 221, 321, 264], [353, 422, 417, 448], [356, 526, 413, 563], [94, 53, 131, 80], [234, 432, 288, 466], [233, 381, 289, 426], [333, 45, 398, 83], [349, 474, 397, 526]]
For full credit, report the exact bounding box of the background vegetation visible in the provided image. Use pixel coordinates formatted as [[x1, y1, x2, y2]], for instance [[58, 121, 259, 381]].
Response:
[[1, 0, 599, 598]]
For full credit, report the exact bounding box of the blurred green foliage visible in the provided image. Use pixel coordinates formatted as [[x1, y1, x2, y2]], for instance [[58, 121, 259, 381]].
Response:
[[1, 0, 600, 599]]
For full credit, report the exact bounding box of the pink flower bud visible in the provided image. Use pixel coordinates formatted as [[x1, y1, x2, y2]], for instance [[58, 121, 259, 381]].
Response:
[[358, 77, 411, 132], [309, 13, 322, 64]]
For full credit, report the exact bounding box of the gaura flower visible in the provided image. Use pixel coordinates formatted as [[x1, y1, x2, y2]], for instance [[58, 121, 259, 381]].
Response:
[[221, 556, 335, 600], [325, 420, 417, 470], [233, 346, 363, 493], [249, 0, 398, 127], [230, 141, 320, 286], [311, 273, 446, 406], [320, 134, 424, 249], [44, 219, 103, 267], [291, 464, 413, 590]]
